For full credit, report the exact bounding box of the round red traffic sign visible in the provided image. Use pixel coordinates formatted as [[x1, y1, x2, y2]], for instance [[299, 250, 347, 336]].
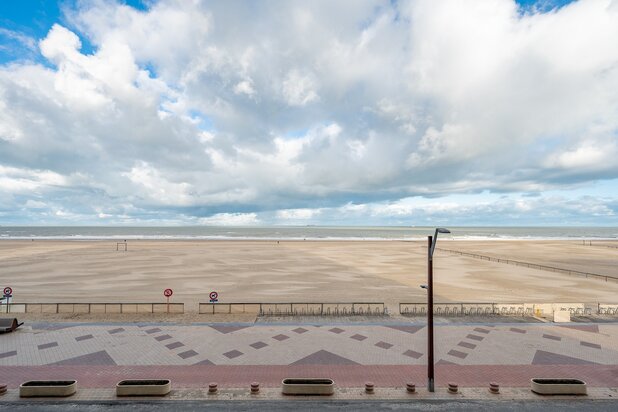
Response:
[[3, 287, 12, 295], [209, 291, 218, 300], [163, 288, 173, 297]]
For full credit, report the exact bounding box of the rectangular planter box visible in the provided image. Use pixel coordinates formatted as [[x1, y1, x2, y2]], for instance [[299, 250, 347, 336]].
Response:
[[531, 378, 587, 395], [116, 379, 171, 396], [20, 380, 77, 397], [282, 378, 334, 396]]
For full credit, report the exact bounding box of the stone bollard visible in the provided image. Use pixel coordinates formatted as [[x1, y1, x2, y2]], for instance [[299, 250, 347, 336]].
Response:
[[365, 382, 374, 394], [406, 382, 416, 393], [208, 382, 218, 394], [251, 382, 260, 394], [448, 382, 458, 394], [489, 382, 500, 394]]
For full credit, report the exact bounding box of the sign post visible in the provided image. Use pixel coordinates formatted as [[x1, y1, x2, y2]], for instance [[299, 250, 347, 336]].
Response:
[[164, 288, 173, 313], [209, 291, 218, 303], [3, 287, 13, 314]]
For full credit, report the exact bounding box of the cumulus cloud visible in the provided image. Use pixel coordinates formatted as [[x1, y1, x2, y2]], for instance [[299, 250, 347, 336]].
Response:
[[198, 212, 260, 226], [0, 0, 617, 225], [276, 208, 321, 220]]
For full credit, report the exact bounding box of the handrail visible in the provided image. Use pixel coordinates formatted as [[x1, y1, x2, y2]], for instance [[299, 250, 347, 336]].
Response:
[[198, 301, 386, 316]]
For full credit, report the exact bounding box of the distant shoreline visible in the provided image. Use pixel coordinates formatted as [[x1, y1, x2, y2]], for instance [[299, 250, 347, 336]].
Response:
[[1, 225, 617, 241], [1, 236, 618, 241]]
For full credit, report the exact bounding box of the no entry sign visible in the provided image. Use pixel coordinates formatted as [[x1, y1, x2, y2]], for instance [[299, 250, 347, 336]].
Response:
[[3, 286, 11, 313], [163, 288, 173, 297]]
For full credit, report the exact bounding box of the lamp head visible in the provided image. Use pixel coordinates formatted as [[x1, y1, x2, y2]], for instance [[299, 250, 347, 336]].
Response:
[[430, 227, 450, 258]]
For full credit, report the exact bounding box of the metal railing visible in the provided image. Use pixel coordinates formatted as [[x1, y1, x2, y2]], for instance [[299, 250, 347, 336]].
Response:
[[198, 302, 387, 316], [435, 247, 617, 283], [399, 302, 618, 317], [4, 302, 184, 314]]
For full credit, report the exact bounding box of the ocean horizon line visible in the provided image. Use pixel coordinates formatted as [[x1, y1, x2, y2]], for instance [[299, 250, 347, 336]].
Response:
[[1, 225, 617, 241]]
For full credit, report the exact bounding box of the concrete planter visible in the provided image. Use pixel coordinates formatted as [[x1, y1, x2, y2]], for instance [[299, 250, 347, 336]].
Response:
[[282, 378, 335, 396], [531, 378, 587, 395], [116, 379, 171, 396], [19, 380, 77, 397]]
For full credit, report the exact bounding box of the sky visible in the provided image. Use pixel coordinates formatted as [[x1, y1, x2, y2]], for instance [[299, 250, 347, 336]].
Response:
[[0, 0, 617, 226]]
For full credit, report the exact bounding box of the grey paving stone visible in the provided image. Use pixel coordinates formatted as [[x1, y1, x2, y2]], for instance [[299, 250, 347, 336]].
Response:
[[292, 327, 308, 334], [155, 334, 173, 341], [51, 350, 116, 366], [542, 334, 562, 341], [457, 341, 476, 350], [384, 325, 424, 334], [75, 334, 94, 342], [402, 349, 423, 359], [209, 325, 252, 334], [272, 334, 289, 341], [223, 350, 243, 359], [291, 350, 359, 365], [193, 359, 215, 365], [350, 334, 367, 341], [329, 327, 345, 334], [580, 341, 601, 349], [37, 342, 58, 350], [448, 349, 468, 359], [466, 334, 484, 341], [145, 328, 162, 334], [108, 328, 125, 334], [436, 359, 457, 365], [375, 341, 393, 349], [178, 350, 199, 359], [166, 342, 185, 350], [532, 350, 597, 365], [250, 341, 268, 349], [0, 351, 17, 359]]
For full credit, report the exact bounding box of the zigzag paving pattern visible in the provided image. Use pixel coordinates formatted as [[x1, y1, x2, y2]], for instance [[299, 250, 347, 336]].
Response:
[[2, 322, 618, 367], [0, 321, 617, 389]]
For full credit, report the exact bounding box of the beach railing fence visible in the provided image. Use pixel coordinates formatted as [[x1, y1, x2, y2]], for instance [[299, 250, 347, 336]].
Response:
[[198, 302, 386, 316], [434, 247, 617, 283], [399, 302, 608, 317], [5, 302, 184, 314], [599, 303, 618, 315]]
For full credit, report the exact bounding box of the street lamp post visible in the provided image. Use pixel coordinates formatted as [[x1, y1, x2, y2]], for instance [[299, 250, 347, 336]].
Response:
[[426, 227, 450, 393]]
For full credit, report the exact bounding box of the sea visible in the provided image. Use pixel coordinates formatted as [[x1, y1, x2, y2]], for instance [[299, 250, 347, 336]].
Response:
[[0, 226, 617, 240]]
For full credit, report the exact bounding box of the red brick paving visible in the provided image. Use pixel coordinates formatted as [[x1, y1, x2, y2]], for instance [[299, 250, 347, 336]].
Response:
[[1, 364, 616, 389]]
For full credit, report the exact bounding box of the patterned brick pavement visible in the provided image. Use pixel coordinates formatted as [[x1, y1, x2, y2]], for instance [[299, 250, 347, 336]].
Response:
[[0, 321, 617, 389]]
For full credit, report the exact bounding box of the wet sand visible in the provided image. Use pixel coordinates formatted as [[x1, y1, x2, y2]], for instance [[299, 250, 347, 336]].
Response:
[[1, 240, 617, 311]]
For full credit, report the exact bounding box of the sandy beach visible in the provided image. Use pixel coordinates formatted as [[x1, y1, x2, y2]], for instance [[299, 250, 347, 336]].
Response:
[[1, 240, 617, 312]]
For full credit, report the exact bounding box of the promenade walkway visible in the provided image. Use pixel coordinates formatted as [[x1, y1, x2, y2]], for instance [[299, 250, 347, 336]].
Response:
[[1, 321, 617, 390]]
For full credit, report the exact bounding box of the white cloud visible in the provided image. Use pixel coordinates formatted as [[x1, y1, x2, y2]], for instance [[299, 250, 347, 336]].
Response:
[[276, 208, 321, 220], [282, 69, 319, 106], [545, 141, 617, 170], [1, 0, 618, 225], [198, 212, 259, 226], [0, 165, 69, 193], [122, 161, 193, 206], [233, 79, 255, 97]]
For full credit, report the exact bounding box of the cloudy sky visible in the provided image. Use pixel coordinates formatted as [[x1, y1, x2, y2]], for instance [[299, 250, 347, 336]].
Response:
[[0, 0, 617, 226]]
